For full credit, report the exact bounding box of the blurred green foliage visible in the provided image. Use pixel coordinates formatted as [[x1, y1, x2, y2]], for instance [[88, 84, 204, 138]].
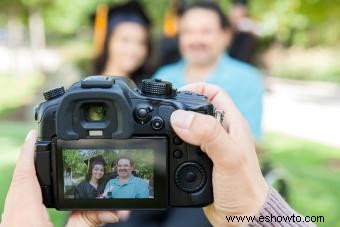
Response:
[[0, 73, 44, 118], [0, 0, 339, 46], [251, 0, 340, 46]]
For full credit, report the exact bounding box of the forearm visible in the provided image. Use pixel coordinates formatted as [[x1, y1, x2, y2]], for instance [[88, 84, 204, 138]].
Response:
[[249, 187, 316, 227]]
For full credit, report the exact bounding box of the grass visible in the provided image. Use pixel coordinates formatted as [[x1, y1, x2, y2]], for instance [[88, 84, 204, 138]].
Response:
[[273, 67, 340, 84], [261, 133, 340, 226], [268, 47, 340, 84], [0, 121, 339, 226]]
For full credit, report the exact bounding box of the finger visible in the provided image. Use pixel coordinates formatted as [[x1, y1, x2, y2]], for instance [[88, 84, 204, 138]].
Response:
[[98, 211, 120, 223], [67, 211, 119, 227], [8, 130, 41, 199], [179, 82, 240, 116], [117, 210, 130, 221], [2, 130, 52, 226], [179, 82, 248, 137], [13, 130, 37, 176], [171, 110, 242, 169]]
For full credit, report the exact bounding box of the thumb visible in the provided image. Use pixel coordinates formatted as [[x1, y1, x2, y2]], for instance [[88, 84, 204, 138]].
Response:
[[2, 130, 52, 226], [8, 130, 41, 196], [8, 130, 40, 194], [170, 110, 239, 169], [13, 130, 38, 178]]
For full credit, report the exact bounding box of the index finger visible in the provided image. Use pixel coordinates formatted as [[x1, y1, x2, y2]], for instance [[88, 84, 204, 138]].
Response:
[[179, 82, 254, 140], [179, 82, 243, 123]]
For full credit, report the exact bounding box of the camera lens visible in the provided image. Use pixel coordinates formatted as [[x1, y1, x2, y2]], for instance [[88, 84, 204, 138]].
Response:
[[86, 104, 106, 121]]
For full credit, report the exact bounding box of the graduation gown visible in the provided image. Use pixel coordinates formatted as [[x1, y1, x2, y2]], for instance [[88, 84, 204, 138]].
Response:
[[74, 181, 106, 199]]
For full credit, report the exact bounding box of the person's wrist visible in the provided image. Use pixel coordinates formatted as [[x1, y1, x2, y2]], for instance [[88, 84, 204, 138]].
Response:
[[204, 206, 248, 227], [204, 172, 269, 226], [241, 176, 269, 217], [203, 205, 230, 227]]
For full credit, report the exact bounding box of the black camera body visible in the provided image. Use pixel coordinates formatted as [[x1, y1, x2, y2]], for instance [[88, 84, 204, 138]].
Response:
[[35, 76, 214, 210]]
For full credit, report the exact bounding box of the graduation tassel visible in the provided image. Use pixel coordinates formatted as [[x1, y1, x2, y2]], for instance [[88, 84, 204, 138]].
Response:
[[93, 4, 109, 56]]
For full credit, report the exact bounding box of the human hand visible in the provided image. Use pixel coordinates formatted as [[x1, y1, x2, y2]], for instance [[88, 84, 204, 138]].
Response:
[[170, 83, 269, 226], [0, 130, 120, 227]]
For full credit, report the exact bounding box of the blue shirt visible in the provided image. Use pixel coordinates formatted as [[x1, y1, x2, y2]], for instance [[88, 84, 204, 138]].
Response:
[[152, 54, 264, 139], [104, 176, 149, 198]]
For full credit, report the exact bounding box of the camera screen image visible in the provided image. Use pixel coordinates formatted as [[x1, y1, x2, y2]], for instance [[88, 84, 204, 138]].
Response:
[[63, 149, 154, 200]]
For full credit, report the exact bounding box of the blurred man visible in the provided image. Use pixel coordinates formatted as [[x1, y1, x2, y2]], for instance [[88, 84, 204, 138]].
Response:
[[104, 157, 149, 198], [108, 2, 264, 226], [153, 1, 264, 139]]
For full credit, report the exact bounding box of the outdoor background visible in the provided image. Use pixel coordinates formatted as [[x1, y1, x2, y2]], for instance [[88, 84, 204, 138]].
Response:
[[63, 149, 154, 198], [0, 0, 339, 226]]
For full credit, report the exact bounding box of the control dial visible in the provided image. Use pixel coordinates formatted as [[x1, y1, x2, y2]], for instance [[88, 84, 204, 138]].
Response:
[[175, 162, 207, 193]]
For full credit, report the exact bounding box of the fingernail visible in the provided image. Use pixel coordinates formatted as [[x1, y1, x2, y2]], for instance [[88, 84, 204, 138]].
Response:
[[118, 210, 130, 221], [25, 130, 33, 142], [25, 130, 36, 142], [171, 110, 195, 129], [98, 212, 119, 223]]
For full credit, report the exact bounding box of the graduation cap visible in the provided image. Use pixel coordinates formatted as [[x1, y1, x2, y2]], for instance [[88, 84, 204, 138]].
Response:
[[84, 155, 107, 170], [92, 1, 150, 55], [106, 1, 150, 30], [232, 0, 248, 6]]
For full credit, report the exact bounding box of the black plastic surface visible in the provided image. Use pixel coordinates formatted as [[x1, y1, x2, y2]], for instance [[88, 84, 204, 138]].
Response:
[[35, 75, 215, 209], [35, 147, 51, 185]]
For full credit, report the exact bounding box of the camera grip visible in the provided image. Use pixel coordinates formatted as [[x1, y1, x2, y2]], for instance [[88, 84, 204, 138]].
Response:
[[35, 141, 55, 207]]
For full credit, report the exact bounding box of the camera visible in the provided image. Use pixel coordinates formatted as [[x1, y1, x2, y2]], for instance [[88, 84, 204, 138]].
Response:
[[34, 76, 215, 210]]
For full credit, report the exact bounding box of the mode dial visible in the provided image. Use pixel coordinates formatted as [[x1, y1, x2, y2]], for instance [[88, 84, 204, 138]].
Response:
[[141, 79, 173, 96], [43, 87, 65, 101]]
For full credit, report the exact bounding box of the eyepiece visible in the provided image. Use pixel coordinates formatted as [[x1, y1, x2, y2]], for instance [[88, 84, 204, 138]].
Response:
[[85, 104, 106, 121]]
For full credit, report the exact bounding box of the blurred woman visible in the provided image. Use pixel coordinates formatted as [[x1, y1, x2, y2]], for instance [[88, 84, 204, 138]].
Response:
[[93, 1, 152, 86], [74, 158, 106, 199]]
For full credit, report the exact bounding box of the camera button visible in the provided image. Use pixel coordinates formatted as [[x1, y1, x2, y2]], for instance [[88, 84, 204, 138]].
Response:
[[134, 105, 152, 124], [151, 117, 164, 130], [137, 108, 148, 118], [185, 171, 197, 182], [173, 136, 183, 145], [173, 149, 183, 159], [175, 162, 207, 193]]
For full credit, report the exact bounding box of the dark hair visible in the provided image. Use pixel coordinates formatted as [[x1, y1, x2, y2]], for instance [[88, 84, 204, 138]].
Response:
[[86, 160, 105, 183], [93, 23, 152, 81], [178, 1, 230, 29], [115, 156, 134, 167]]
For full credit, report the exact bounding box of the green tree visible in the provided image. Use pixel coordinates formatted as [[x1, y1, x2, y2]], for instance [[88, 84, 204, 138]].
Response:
[[0, 0, 53, 48], [250, 0, 340, 46], [63, 150, 86, 180]]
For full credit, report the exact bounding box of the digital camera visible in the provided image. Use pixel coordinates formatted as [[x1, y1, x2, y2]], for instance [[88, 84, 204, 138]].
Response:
[[34, 76, 215, 210]]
